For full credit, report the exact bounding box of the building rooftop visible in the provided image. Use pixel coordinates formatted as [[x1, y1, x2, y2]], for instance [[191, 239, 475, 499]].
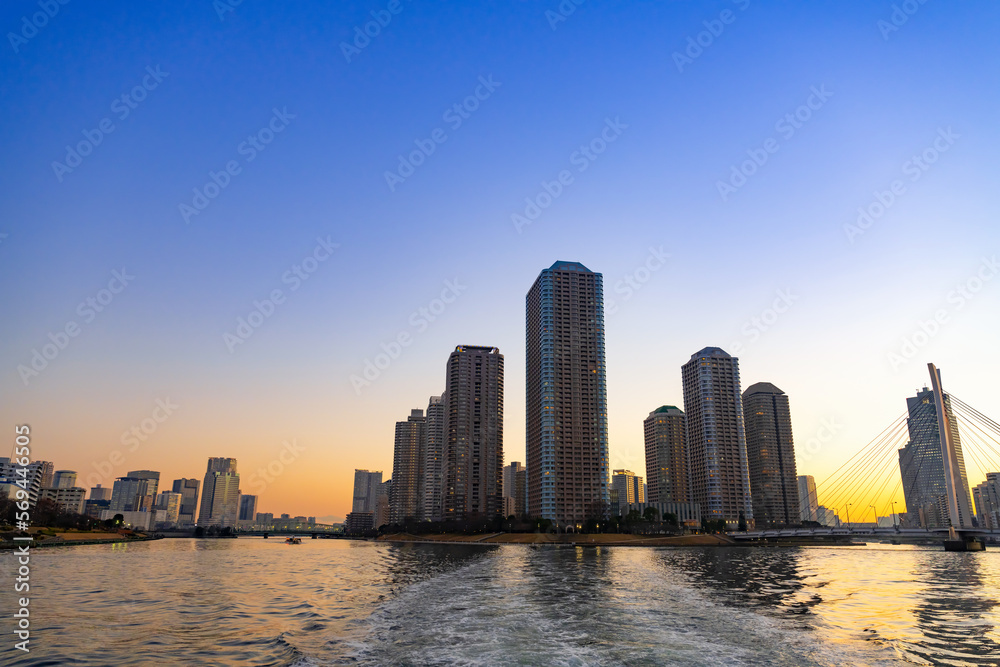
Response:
[[689, 346, 733, 360], [743, 382, 785, 396], [547, 260, 592, 272]]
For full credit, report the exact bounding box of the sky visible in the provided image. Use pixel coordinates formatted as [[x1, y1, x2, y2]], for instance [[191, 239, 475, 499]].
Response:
[[2, 1, 998, 522]]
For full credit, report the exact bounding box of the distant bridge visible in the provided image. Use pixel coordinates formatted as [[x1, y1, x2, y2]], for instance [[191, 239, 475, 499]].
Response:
[[732, 526, 1000, 542]]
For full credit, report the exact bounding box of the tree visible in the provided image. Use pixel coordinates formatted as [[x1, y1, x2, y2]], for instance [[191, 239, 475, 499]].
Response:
[[643, 507, 660, 524], [664, 512, 679, 528], [738, 511, 747, 532]]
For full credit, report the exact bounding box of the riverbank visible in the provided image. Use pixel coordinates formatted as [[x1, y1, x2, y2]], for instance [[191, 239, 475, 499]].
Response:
[[0, 530, 159, 549], [378, 532, 737, 547]]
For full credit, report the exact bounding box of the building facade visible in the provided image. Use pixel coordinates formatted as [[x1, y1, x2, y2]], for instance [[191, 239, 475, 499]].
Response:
[[797, 475, 818, 523], [110, 474, 159, 513], [742, 382, 800, 527], [374, 479, 391, 529], [154, 491, 182, 525], [643, 406, 689, 504], [390, 409, 426, 524], [443, 346, 504, 521], [198, 458, 240, 527], [171, 478, 200, 525], [611, 469, 644, 506], [422, 395, 446, 522], [526, 261, 609, 528], [681, 347, 754, 528], [40, 486, 86, 514], [504, 461, 526, 517], [972, 473, 1000, 529], [897, 388, 975, 529], [0, 459, 46, 507], [53, 470, 77, 489], [352, 469, 383, 514], [238, 494, 258, 522]]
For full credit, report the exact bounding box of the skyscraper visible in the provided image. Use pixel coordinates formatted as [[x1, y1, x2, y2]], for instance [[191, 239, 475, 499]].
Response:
[[352, 469, 383, 514], [110, 472, 160, 513], [238, 494, 258, 522], [897, 387, 974, 529], [198, 458, 240, 527], [643, 406, 689, 503], [503, 461, 526, 516], [374, 479, 391, 528], [171, 478, 200, 525], [681, 347, 753, 528], [154, 491, 182, 525], [611, 470, 644, 506], [742, 382, 800, 528], [972, 473, 1000, 529], [89, 484, 112, 502], [526, 261, 609, 528], [422, 395, 446, 521], [126, 470, 161, 510], [443, 346, 504, 521], [797, 475, 818, 523], [390, 409, 426, 524]]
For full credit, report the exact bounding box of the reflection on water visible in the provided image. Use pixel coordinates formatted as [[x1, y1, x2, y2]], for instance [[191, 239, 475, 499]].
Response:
[[1, 539, 999, 665]]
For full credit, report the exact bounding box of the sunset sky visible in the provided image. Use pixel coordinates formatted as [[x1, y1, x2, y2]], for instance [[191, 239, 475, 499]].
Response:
[[2, 1, 999, 521]]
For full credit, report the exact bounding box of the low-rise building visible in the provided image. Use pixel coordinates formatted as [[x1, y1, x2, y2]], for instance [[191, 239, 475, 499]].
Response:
[[345, 512, 374, 534], [40, 487, 87, 514]]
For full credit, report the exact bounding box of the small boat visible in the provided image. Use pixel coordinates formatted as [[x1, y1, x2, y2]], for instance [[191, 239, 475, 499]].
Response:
[[285, 536, 302, 545]]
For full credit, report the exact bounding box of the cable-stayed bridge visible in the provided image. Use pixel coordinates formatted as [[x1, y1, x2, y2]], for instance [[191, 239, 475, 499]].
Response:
[[734, 363, 1000, 551]]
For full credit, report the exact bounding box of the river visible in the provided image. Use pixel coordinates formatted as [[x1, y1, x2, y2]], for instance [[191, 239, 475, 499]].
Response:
[[1, 538, 999, 665]]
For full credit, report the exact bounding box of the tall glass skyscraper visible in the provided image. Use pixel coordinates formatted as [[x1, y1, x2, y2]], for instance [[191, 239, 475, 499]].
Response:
[[198, 458, 239, 528], [681, 347, 753, 528], [525, 261, 609, 527], [897, 388, 974, 529]]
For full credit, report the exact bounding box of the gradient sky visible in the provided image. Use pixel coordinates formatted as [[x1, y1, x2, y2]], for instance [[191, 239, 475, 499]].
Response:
[[2, 1, 999, 521]]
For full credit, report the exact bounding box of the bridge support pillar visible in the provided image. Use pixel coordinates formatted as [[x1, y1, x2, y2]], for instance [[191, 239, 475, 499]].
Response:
[[944, 537, 985, 552]]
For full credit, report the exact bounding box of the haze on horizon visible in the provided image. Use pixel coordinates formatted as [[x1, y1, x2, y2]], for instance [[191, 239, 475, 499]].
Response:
[[2, 1, 998, 520]]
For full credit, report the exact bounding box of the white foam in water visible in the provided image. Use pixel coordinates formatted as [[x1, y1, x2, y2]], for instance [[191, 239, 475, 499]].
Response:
[[348, 546, 904, 666]]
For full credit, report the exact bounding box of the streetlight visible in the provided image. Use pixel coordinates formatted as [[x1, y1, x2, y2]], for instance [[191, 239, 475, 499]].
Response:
[[870, 505, 876, 530], [846, 503, 852, 530], [892, 501, 898, 529]]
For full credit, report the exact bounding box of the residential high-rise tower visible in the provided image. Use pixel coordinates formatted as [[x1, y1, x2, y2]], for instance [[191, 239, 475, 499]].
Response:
[[390, 409, 426, 524], [742, 382, 800, 527], [526, 261, 609, 528], [422, 395, 446, 521], [681, 347, 753, 528], [643, 406, 689, 503], [443, 346, 504, 521]]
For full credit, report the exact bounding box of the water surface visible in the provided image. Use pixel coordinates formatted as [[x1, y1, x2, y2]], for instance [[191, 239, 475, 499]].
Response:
[[2, 538, 999, 665]]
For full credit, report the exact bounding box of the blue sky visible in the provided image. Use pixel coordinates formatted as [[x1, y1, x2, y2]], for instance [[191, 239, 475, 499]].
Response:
[[2, 0, 999, 518]]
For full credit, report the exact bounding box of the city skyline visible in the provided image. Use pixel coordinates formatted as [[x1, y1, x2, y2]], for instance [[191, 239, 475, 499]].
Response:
[[3, 3, 999, 520]]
